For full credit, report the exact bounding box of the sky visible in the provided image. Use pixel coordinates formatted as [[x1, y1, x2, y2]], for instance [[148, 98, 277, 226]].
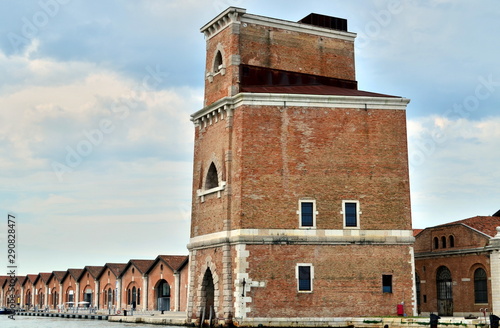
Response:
[[0, 0, 499, 275]]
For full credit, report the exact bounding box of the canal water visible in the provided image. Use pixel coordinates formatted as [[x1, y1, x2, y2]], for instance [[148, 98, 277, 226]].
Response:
[[0, 315, 185, 328]]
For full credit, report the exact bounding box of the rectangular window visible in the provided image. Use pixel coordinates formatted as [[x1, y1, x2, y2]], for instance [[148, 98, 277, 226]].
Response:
[[298, 200, 316, 228], [383, 275, 393, 293], [343, 200, 360, 228], [296, 264, 313, 292]]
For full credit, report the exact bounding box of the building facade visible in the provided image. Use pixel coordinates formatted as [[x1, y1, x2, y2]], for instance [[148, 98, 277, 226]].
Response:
[[187, 7, 415, 326], [414, 215, 500, 316]]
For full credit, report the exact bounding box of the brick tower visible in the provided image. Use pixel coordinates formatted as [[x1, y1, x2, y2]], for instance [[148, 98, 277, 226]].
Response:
[[187, 7, 415, 326]]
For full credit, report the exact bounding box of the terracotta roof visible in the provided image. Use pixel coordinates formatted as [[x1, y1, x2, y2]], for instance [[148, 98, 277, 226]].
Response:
[[159, 255, 188, 271], [440, 216, 500, 237], [133, 260, 155, 274], [62, 269, 83, 283], [241, 85, 400, 98], [23, 274, 38, 286], [413, 229, 423, 237], [51, 271, 67, 282], [100, 263, 127, 279], [36, 272, 52, 284], [147, 255, 188, 274], [81, 266, 104, 280]]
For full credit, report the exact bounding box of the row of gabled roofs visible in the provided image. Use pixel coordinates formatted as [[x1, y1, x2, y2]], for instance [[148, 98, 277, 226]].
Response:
[[0, 255, 188, 289]]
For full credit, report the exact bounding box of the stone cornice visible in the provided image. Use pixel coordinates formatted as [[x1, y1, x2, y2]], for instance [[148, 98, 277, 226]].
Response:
[[200, 7, 356, 41], [200, 7, 246, 39], [187, 229, 415, 250], [241, 13, 356, 42], [191, 93, 410, 126]]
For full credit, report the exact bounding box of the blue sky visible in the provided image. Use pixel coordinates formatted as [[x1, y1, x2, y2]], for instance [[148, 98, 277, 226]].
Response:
[[1, 0, 499, 275]]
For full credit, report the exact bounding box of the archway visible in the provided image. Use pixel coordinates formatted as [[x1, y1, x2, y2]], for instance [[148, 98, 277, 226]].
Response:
[[201, 268, 215, 317], [156, 279, 171, 311], [436, 266, 453, 316]]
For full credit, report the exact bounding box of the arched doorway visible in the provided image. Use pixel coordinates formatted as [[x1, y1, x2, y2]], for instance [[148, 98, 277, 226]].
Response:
[[156, 279, 171, 311], [52, 290, 58, 309], [436, 266, 453, 316], [201, 268, 215, 317], [25, 290, 32, 308]]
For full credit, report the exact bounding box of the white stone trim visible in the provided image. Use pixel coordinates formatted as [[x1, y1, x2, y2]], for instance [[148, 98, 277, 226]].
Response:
[[296, 263, 314, 293], [197, 181, 226, 202], [191, 93, 410, 125], [241, 13, 356, 42], [200, 7, 246, 39], [188, 229, 415, 250], [341, 200, 361, 229], [298, 199, 317, 229]]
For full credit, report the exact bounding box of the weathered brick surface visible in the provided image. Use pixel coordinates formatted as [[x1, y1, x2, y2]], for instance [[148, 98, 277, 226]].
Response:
[[245, 244, 414, 317], [239, 24, 355, 80]]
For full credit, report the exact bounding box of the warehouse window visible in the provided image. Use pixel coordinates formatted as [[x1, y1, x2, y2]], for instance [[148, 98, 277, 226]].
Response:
[[296, 264, 313, 292], [382, 275, 393, 293], [434, 237, 439, 249], [343, 200, 360, 228], [298, 200, 316, 228], [474, 268, 488, 304], [441, 236, 447, 248]]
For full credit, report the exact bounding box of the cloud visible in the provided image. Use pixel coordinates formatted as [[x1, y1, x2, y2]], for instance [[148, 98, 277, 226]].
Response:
[[408, 115, 500, 228]]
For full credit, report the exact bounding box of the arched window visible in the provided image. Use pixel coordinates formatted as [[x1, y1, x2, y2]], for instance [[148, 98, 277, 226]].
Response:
[[205, 163, 219, 189], [137, 288, 141, 305], [434, 237, 439, 249], [449, 235, 455, 248], [474, 268, 488, 304], [436, 266, 452, 301], [441, 236, 447, 248], [213, 51, 223, 73]]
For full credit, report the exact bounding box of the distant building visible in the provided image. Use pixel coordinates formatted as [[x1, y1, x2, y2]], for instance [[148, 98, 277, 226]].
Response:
[[414, 213, 500, 316], [187, 7, 414, 326]]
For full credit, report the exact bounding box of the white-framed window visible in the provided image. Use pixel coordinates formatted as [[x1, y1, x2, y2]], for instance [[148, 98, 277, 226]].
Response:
[[342, 200, 361, 229], [296, 263, 314, 292], [297, 199, 317, 228]]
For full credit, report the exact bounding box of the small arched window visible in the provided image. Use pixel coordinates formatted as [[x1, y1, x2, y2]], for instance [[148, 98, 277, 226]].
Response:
[[205, 163, 219, 190], [449, 235, 455, 248], [213, 51, 223, 73], [441, 236, 447, 248], [434, 237, 439, 249]]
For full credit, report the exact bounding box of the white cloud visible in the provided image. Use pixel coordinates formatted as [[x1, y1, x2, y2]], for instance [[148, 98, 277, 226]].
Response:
[[409, 115, 500, 228]]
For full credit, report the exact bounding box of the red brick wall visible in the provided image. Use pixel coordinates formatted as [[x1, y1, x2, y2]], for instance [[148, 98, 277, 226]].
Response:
[[239, 23, 355, 81], [98, 269, 118, 310], [147, 261, 181, 311], [245, 244, 414, 317], [231, 105, 411, 230], [120, 265, 144, 310]]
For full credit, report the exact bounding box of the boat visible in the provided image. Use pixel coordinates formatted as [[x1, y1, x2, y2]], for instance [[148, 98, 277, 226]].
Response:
[[0, 307, 14, 315]]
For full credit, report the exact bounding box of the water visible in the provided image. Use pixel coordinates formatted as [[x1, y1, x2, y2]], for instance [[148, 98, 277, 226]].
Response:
[[0, 315, 185, 328]]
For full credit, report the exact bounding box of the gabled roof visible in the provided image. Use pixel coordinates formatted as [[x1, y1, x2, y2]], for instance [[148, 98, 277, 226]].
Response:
[[79, 266, 104, 281], [146, 255, 189, 274], [97, 263, 127, 279], [34, 272, 52, 285], [119, 259, 155, 278], [49, 271, 67, 284], [22, 274, 38, 286], [438, 216, 500, 238], [493, 209, 500, 217], [61, 269, 83, 283]]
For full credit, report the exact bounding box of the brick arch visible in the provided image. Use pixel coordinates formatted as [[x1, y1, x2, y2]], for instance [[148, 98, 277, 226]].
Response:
[[467, 263, 489, 278], [197, 256, 220, 318]]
